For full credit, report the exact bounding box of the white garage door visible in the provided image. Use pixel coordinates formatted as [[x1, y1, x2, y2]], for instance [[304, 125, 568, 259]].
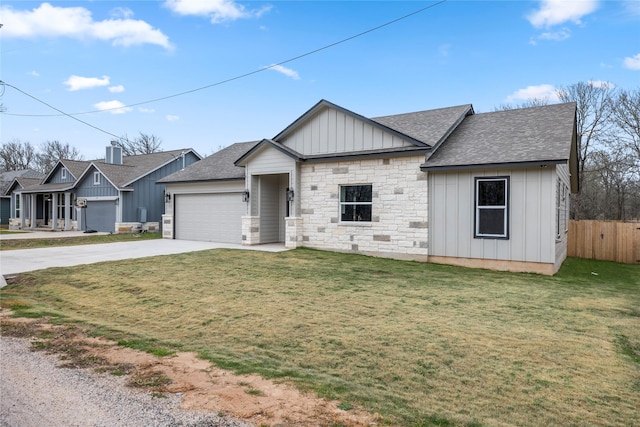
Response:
[[175, 193, 244, 243]]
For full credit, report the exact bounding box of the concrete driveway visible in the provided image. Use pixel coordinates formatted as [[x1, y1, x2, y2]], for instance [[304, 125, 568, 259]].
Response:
[[0, 238, 286, 286]]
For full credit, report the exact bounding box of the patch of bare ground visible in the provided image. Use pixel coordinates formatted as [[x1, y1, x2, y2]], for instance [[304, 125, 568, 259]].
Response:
[[0, 310, 380, 427]]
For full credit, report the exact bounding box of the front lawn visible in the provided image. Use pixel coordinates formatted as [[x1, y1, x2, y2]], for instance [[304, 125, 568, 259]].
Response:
[[1, 249, 638, 426], [0, 232, 162, 250]]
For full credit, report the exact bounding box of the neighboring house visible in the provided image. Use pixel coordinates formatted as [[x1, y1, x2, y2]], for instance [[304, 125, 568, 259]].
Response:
[[160, 100, 578, 275], [5, 144, 201, 233], [0, 170, 45, 225]]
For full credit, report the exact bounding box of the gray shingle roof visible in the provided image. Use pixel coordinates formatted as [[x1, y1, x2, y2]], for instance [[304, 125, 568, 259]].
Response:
[[60, 160, 92, 179], [3, 177, 43, 196], [0, 170, 44, 194], [372, 104, 473, 147], [158, 142, 258, 183], [422, 102, 577, 170], [89, 149, 194, 188]]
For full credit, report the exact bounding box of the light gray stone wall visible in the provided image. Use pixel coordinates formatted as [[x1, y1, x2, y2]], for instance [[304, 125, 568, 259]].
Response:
[[241, 216, 261, 245], [297, 155, 429, 259]]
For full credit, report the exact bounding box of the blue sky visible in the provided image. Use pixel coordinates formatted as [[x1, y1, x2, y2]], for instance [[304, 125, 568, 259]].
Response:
[[1, 0, 638, 159]]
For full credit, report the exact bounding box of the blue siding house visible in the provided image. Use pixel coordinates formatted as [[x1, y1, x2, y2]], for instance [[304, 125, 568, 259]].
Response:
[[5, 144, 201, 233]]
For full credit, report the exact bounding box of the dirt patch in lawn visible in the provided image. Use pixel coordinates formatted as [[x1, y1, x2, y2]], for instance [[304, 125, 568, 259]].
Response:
[[0, 310, 378, 426]]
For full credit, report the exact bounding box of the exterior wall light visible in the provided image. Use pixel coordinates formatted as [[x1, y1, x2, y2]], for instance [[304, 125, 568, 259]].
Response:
[[165, 192, 171, 203], [242, 190, 250, 203], [286, 188, 295, 202]]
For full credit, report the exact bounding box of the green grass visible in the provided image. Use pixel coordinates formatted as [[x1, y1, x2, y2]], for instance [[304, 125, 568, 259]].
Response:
[[0, 232, 161, 250], [1, 249, 638, 426]]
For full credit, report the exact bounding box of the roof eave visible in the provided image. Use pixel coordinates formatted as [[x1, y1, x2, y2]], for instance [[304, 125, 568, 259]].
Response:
[[421, 159, 569, 172], [234, 139, 303, 166], [158, 177, 246, 185]]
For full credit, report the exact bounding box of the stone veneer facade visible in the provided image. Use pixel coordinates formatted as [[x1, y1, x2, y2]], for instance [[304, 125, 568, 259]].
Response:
[[294, 155, 430, 260]]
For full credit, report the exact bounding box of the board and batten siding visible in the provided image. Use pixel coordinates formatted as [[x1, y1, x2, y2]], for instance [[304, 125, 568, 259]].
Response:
[[122, 153, 200, 223], [259, 174, 287, 243], [429, 166, 557, 265], [554, 163, 571, 271], [75, 168, 118, 198], [48, 165, 76, 184], [280, 107, 416, 155], [246, 146, 296, 217]]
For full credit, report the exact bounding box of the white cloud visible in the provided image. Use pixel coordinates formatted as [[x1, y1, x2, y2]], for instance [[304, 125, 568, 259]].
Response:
[[623, 53, 640, 70], [527, 0, 598, 28], [166, 115, 180, 122], [29, 70, 40, 77], [164, 0, 271, 23], [506, 84, 560, 102], [1, 3, 173, 49], [64, 75, 110, 91], [138, 107, 155, 113], [537, 28, 571, 42], [108, 85, 125, 93], [110, 7, 134, 19], [269, 64, 300, 80], [93, 100, 133, 114]]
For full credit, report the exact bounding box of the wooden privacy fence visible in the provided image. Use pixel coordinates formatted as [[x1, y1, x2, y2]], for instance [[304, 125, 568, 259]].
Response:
[[568, 220, 640, 264]]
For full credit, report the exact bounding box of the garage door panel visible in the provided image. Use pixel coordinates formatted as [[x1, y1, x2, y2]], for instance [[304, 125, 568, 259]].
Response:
[[175, 193, 243, 243], [84, 200, 116, 233]]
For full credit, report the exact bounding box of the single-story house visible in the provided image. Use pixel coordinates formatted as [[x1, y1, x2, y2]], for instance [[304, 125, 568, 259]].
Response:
[[5, 144, 201, 233], [160, 100, 578, 275], [0, 169, 45, 225]]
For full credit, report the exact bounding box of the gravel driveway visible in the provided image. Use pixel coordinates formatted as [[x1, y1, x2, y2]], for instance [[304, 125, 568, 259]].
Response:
[[0, 336, 252, 427]]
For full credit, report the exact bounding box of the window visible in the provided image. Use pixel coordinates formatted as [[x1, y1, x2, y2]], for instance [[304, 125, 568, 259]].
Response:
[[61, 168, 67, 179], [556, 179, 569, 239], [340, 185, 372, 222], [475, 177, 509, 239], [93, 171, 100, 185], [15, 194, 21, 219]]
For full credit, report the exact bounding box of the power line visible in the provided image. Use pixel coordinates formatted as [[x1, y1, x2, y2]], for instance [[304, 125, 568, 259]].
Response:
[[1, 0, 448, 118], [0, 80, 127, 141]]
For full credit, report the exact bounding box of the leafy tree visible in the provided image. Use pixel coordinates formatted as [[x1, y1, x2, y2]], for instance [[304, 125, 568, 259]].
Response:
[[117, 132, 163, 156], [0, 139, 37, 171]]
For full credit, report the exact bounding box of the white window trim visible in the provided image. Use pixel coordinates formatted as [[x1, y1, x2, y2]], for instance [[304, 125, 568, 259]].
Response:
[[339, 184, 373, 223], [556, 179, 570, 239], [61, 168, 67, 179], [93, 171, 100, 185], [474, 176, 509, 239], [15, 193, 21, 219]]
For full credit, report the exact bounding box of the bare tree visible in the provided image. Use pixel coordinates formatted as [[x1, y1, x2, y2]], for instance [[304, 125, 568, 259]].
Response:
[[494, 98, 550, 111], [117, 132, 163, 156], [35, 140, 83, 173], [556, 82, 616, 179], [0, 139, 37, 171], [612, 88, 640, 159]]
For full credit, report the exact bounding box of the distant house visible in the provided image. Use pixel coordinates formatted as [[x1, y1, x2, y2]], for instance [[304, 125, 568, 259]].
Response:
[[0, 169, 44, 225], [5, 144, 201, 233], [160, 100, 578, 275]]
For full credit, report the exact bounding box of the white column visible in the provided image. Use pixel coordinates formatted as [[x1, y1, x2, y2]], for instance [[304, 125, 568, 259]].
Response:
[[19, 193, 26, 229], [64, 192, 72, 231], [30, 194, 37, 229], [51, 193, 58, 230]]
